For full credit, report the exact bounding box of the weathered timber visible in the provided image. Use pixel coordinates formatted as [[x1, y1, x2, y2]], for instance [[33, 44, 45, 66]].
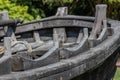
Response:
[[0, 19, 22, 27], [76, 29, 83, 44], [0, 4, 119, 80], [89, 4, 107, 39], [89, 20, 108, 47], [0, 17, 94, 38], [0, 37, 12, 75], [33, 31, 42, 42], [11, 40, 53, 53], [60, 28, 89, 59], [54, 7, 68, 46]]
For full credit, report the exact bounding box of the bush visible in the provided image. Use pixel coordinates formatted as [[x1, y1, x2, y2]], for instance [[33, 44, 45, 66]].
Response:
[[0, 0, 120, 22], [0, 0, 41, 22]]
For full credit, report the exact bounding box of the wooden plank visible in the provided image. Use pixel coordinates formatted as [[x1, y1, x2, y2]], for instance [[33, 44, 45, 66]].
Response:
[[15, 20, 92, 34], [0, 11, 9, 20], [53, 7, 68, 47], [0, 19, 93, 38], [33, 31, 41, 42], [0, 11, 9, 34], [56, 7, 68, 16], [76, 29, 83, 44], [0, 19, 22, 27], [0, 9, 94, 38], [53, 28, 66, 47], [4, 37, 12, 56], [0, 12, 9, 39], [55, 7, 69, 45]]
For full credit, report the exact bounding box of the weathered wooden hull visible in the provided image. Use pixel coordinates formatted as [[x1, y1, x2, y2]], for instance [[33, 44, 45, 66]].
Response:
[[0, 29, 119, 80], [0, 4, 119, 80]]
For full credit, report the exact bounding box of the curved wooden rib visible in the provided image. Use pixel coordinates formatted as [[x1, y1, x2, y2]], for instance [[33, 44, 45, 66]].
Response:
[[89, 5, 107, 39], [12, 29, 60, 71], [89, 20, 108, 47], [60, 28, 89, 59], [88, 5, 108, 47]]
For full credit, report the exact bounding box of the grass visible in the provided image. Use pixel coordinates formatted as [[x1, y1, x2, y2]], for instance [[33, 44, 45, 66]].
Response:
[[114, 68, 120, 80]]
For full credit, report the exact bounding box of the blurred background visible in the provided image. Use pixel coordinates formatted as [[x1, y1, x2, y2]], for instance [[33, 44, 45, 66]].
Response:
[[0, 0, 120, 22]]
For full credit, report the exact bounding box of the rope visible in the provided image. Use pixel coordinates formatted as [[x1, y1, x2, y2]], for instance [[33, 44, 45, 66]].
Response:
[[0, 41, 33, 55], [0, 46, 4, 54], [11, 41, 33, 53]]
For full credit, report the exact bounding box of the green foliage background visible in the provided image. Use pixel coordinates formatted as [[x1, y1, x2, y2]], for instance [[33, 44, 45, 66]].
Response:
[[114, 68, 120, 80], [0, 0, 120, 22]]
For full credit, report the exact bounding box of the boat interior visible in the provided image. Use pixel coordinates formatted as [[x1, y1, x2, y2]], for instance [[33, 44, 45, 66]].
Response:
[[0, 5, 114, 72]]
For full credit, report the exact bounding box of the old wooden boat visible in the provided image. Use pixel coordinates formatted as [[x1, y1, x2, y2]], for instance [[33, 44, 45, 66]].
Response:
[[0, 4, 119, 80]]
